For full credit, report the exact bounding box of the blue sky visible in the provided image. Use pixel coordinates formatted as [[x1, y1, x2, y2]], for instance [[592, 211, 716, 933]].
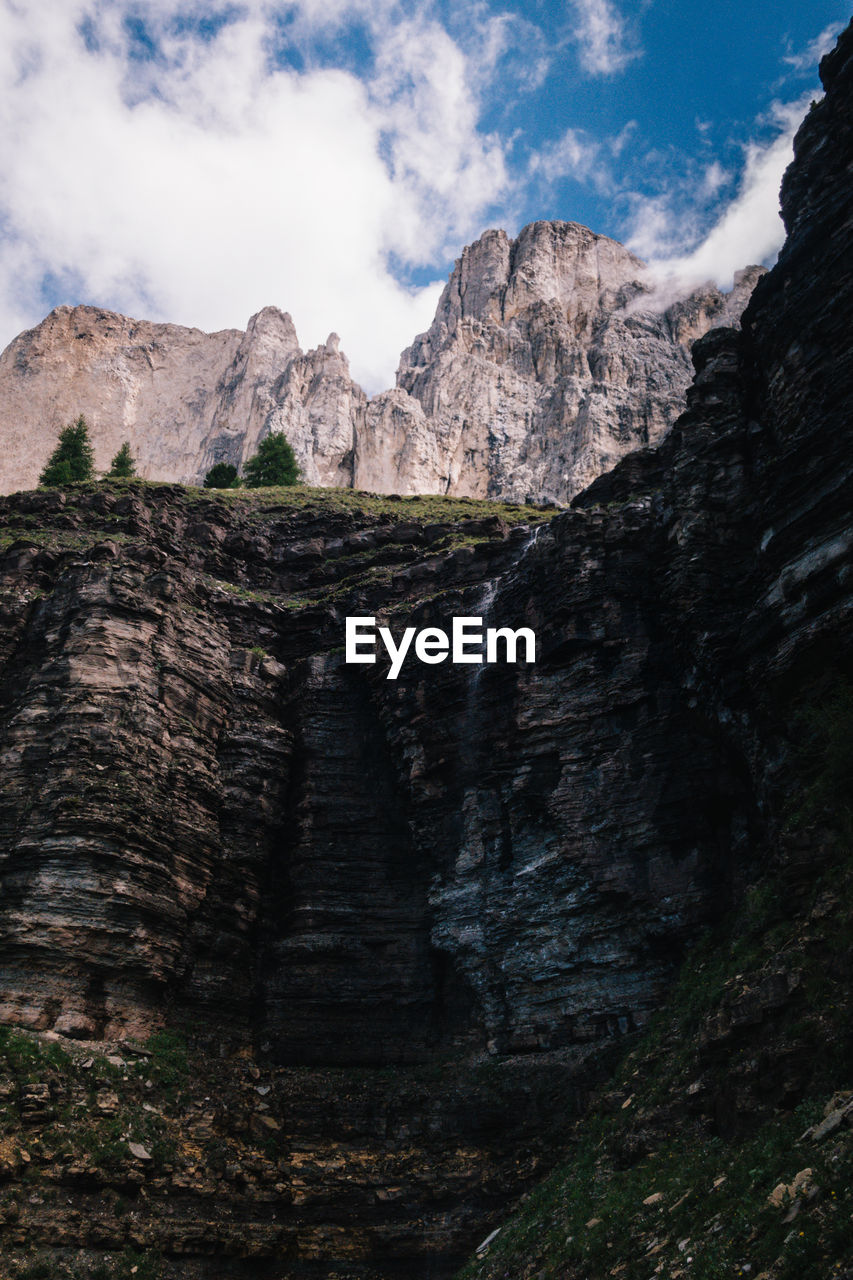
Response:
[[0, 1, 848, 389]]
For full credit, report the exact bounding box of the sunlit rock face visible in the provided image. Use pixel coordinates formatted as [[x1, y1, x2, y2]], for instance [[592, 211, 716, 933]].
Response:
[[0, 224, 759, 503], [357, 222, 762, 502], [0, 304, 364, 494]]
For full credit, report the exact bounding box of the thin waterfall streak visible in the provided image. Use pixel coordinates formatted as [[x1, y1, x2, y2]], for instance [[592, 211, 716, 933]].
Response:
[[471, 578, 497, 687], [464, 521, 549, 715]]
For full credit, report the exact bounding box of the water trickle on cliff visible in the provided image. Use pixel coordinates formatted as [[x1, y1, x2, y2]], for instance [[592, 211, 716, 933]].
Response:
[[518, 520, 545, 566], [461, 521, 547, 743], [472, 577, 498, 679], [467, 523, 547, 694], [458, 577, 497, 768]]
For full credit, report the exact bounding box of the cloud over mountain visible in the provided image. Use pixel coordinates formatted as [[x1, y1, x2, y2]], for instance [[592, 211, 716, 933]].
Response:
[[0, 2, 841, 390]]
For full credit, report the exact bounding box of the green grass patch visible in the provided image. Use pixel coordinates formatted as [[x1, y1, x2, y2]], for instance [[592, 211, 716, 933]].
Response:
[[24, 475, 559, 526], [460, 1093, 853, 1280], [179, 480, 561, 526], [0, 1027, 71, 1080], [787, 677, 853, 833], [3, 1248, 163, 1280], [143, 1029, 189, 1091], [459, 754, 853, 1280]]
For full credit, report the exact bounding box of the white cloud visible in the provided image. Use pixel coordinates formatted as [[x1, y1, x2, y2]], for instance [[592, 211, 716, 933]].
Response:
[[699, 160, 730, 200], [0, 1, 512, 392], [370, 15, 509, 260], [783, 23, 843, 74], [568, 0, 640, 77], [529, 128, 603, 186], [0, 0, 830, 395], [528, 122, 636, 197], [626, 95, 812, 292], [465, 10, 551, 94]]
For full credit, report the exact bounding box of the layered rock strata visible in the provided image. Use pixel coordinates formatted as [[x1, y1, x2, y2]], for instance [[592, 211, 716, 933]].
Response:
[[0, 18, 850, 1279], [0, 479, 760, 1274], [0, 1029, 597, 1280], [0, 484, 727, 1057]]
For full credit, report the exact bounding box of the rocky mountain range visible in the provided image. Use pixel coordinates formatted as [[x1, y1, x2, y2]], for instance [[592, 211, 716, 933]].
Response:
[[0, 227, 761, 504], [0, 17, 850, 1280], [363, 227, 760, 501]]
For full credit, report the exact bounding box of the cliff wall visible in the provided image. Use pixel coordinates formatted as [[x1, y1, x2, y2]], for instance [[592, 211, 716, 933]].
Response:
[[0, 305, 364, 494], [0, 482, 730, 1059], [0, 19, 850, 1279]]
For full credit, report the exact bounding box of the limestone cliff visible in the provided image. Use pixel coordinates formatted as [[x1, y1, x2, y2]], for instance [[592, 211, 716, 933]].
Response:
[[0, 234, 759, 503], [357, 225, 762, 502], [0, 304, 364, 493]]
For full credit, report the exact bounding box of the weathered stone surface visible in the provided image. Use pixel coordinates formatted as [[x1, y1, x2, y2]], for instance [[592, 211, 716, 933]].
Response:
[[0, 17, 849, 1280], [0, 232, 759, 503], [0, 487, 557, 1045], [0, 476, 752, 1064], [0, 1028, 597, 1280], [0, 304, 365, 493], [357, 223, 761, 503]]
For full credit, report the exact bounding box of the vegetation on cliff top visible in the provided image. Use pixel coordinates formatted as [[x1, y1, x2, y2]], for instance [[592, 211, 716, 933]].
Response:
[[2, 475, 560, 535], [202, 461, 239, 489], [243, 431, 300, 488], [183, 477, 559, 524], [106, 443, 136, 480]]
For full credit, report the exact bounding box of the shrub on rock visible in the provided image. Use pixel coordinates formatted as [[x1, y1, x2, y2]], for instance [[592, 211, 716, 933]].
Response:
[[203, 462, 240, 489]]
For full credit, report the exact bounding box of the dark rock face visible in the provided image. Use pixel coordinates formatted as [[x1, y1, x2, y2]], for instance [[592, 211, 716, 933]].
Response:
[[1, 486, 730, 1063], [0, 19, 851, 1278], [575, 18, 853, 823], [0, 1029, 595, 1280], [0, 490, 539, 1048]]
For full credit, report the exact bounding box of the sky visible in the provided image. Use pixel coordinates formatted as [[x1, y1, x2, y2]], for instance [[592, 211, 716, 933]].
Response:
[[0, 1, 848, 391]]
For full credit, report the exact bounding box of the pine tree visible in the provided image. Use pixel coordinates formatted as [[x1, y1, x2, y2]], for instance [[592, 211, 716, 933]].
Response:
[[107, 441, 136, 478], [203, 462, 239, 489], [243, 432, 300, 488], [39, 415, 95, 486]]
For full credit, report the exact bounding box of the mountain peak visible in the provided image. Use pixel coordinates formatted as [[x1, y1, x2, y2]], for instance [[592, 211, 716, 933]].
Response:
[[0, 222, 764, 500]]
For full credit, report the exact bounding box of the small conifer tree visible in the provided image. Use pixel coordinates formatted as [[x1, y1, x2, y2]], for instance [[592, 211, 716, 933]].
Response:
[[107, 441, 136, 478], [243, 432, 300, 488], [39, 415, 95, 486], [203, 462, 239, 489]]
